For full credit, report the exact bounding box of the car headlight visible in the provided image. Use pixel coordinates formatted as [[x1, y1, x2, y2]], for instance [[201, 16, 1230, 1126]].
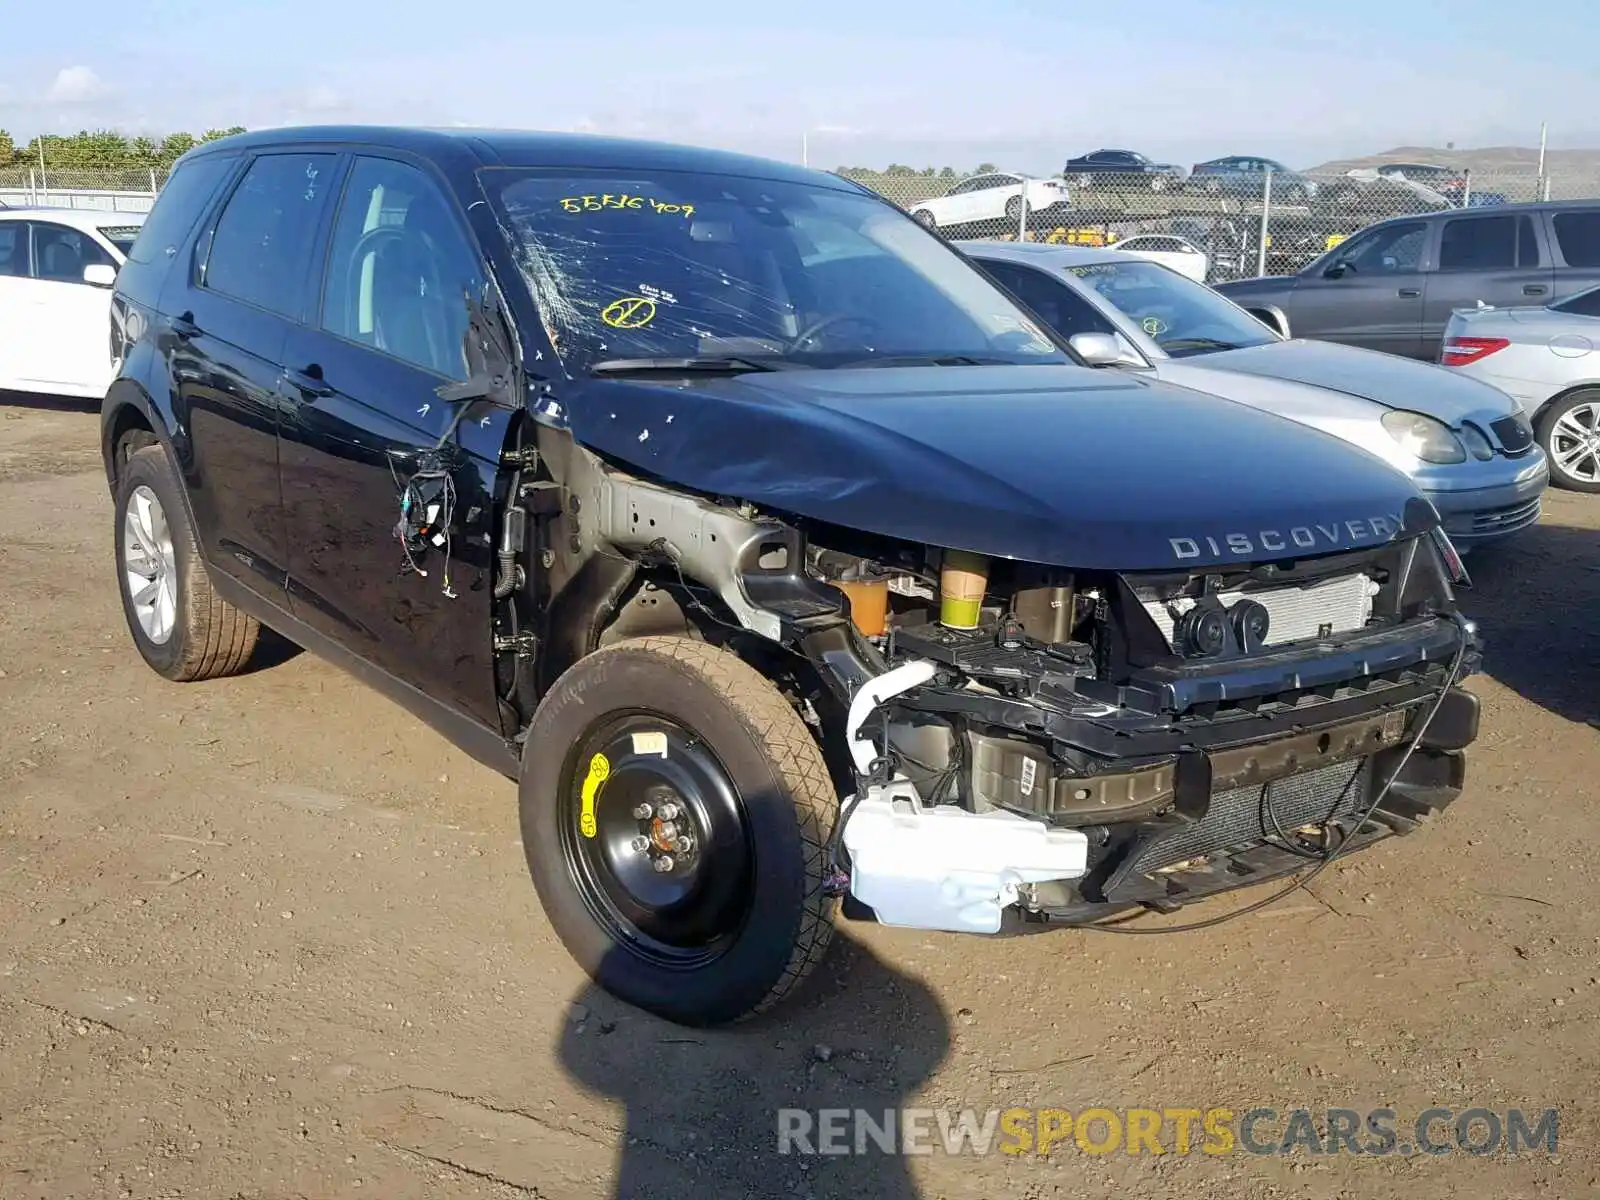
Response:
[[1458, 422, 1495, 461], [1381, 410, 1466, 464]]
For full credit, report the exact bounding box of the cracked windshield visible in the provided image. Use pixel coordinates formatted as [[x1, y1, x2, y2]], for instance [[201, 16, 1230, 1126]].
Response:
[[489, 170, 1066, 373]]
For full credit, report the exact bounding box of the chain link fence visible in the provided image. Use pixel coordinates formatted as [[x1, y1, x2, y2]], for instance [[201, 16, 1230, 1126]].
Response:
[[0, 164, 167, 212], [9, 158, 1600, 280], [839, 164, 1600, 282]]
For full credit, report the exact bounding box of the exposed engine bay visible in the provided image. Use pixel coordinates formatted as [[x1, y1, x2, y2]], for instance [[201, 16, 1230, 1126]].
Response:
[[495, 432, 1482, 937]]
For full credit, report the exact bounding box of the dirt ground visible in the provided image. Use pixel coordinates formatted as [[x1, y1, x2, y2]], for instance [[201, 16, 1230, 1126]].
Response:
[[1, 396, 1597, 1200]]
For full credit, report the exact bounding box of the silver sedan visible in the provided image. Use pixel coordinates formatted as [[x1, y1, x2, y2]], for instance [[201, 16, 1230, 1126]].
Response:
[[964, 241, 1549, 549], [1439, 283, 1600, 492]]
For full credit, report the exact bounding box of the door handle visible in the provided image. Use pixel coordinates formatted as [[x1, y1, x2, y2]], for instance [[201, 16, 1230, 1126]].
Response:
[[1397, 288, 1421, 298], [1523, 284, 1547, 295], [285, 366, 335, 398], [170, 315, 201, 339]]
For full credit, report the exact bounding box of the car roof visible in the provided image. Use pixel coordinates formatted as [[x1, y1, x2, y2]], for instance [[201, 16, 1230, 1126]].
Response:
[[960, 240, 1121, 268], [179, 125, 855, 191], [0, 206, 148, 231], [1358, 196, 1600, 229]]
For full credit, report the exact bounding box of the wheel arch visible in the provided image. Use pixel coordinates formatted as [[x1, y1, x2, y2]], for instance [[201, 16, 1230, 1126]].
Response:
[[1529, 379, 1600, 426], [102, 378, 174, 492]]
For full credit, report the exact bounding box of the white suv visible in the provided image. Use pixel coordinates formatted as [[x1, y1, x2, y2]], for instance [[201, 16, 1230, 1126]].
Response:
[[0, 206, 147, 399]]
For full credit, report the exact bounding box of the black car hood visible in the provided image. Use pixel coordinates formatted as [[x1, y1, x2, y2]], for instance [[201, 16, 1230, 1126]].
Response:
[[565, 364, 1433, 571]]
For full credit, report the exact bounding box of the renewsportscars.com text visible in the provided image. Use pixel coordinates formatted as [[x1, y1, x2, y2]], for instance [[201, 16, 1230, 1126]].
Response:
[[776, 1106, 1559, 1157]]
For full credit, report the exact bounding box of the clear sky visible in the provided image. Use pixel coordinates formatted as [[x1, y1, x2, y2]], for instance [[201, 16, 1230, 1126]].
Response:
[[3, 0, 1597, 171]]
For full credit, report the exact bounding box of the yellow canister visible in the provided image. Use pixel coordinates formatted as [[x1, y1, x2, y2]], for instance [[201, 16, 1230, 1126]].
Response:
[[939, 550, 989, 630]]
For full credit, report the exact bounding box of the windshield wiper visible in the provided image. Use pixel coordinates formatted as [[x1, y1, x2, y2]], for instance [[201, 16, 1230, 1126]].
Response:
[[1157, 337, 1241, 353], [833, 354, 1008, 368], [589, 356, 796, 376]]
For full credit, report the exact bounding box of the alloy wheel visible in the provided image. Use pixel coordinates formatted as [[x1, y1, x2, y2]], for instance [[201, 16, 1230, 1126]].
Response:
[[1551, 400, 1600, 485], [123, 484, 178, 644]]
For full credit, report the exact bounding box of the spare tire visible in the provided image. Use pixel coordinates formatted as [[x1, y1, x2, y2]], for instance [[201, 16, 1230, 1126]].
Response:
[[518, 636, 838, 1026]]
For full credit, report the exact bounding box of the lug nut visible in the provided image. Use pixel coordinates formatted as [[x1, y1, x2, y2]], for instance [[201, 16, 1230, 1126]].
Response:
[[656, 802, 681, 821], [652, 855, 675, 873], [629, 836, 651, 853], [673, 835, 696, 854], [632, 802, 655, 820]]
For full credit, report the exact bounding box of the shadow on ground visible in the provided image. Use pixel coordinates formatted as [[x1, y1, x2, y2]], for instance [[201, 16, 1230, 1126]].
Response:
[[0, 388, 100, 413], [559, 934, 950, 1200], [1460, 521, 1600, 728]]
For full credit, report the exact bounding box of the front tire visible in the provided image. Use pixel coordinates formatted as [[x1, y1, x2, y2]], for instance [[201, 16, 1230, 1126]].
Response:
[[519, 637, 837, 1026], [114, 445, 260, 681], [1538, 389, 1600, 492]]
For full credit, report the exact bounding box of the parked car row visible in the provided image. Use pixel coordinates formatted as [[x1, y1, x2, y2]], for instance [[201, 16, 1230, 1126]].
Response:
[[1214, 199, 1600, 489], [79, 126, 1497, 1030]]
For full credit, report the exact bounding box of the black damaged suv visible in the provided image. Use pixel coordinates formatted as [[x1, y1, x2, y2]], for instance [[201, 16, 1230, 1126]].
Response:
[[103, 127, 1481, 1026]]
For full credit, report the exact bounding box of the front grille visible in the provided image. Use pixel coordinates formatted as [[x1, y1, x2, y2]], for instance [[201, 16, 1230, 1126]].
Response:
[[1491, 414, 1535, 454], [1122, 757, 1369, 878], [1140, 572, 1375, 649], [1444, 498, 1541, 536]]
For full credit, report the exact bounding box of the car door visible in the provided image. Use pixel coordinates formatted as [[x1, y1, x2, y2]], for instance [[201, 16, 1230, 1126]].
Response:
[[948, 175, 997, 224], [163, 149, 341, 605], [1422, 212, 1551, 358], [19, 220, 122, 393], [277, 152, 512, 728], [1283, 220, 1429, 357], [0, 221, 35, 388], [1546, 209, 1600, 297]]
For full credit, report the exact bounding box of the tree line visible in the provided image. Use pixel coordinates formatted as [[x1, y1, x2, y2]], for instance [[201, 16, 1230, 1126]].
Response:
[[0, 128, 247, 171]]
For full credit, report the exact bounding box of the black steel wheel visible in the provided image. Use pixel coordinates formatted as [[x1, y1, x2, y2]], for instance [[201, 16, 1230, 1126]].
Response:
[[520, 637, 837, 1026], [557, 713, 754, 968]]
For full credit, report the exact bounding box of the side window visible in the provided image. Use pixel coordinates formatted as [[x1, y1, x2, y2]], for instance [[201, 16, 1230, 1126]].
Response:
[[0, 224, 24, 276], [319, 156, 483, 380], [203, 152, 338, 318], [30, 223, 117, 283], [1337, 222, 1426, 274], [982, 262, 1115, 340], [1517, 216, 1541, 266], [125, 154, 236, 266], [1551, 211, 1600, 267], [1438, 215, 1517, 271]]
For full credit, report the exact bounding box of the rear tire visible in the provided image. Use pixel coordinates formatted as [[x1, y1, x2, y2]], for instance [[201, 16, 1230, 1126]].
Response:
[[113, 445, 260, 681], [519, 637, 838, 1026], [1537, 389, 1600, 492]]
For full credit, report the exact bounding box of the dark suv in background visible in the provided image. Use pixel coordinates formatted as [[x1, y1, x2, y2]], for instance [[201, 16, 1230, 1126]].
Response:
[[1216, 200, 1600, 360]]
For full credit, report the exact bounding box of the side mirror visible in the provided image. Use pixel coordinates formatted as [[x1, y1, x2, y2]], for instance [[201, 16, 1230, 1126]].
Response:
[[1250, 306, 1291, 338], [1070, 331, 1129, 366], [1322, 262, 1348, 279], [83, 263, 117, 288]]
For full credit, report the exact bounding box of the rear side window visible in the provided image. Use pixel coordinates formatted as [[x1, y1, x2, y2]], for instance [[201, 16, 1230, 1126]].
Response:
[[125, 154, 236, 265], [1551, 211, 1600, 267], [203, 152, 338, 318], [1437, 215, 1534, 270]]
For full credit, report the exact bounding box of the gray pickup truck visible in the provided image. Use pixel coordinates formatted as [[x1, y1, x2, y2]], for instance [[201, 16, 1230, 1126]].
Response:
[[1216, 200, 1600, 361]]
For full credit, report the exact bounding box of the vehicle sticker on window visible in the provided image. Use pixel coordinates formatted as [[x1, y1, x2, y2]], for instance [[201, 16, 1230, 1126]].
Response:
[[631, 731, 669, 758], [559, 194, 696, 218], [579, 752, 610, 838], [601, 296, 657, 329]]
